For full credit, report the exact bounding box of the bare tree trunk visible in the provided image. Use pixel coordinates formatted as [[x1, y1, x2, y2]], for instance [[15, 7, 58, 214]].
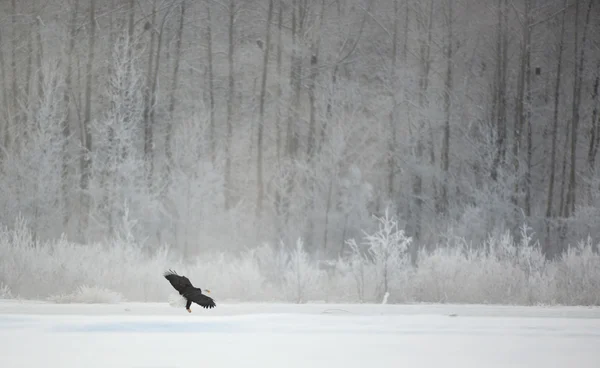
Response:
[[511, 0, 531, 213], [523, 1, 533, 217], [544, 3, 566, 258], [115, 0, 136, 230], [273, 0, 285, 240], [412, 0, 434, 246], [35, 17, 44, 114], [165, 0, 186, 177], [0, 27, 10, 158], [546, 0, 567, 222], [103, 0, 117, 237], [559, 123, 570, 217], [256, 0, 274, 219], [286, 0, 304, 160], [321, 66, 337, 151], [206, 0, 216, 165], [224, 0, 236, 210], [148, 6, 174, 190], [306, 0, 325, 160], [491, 0, 508, 181], [402, 0, 409, 61], [282, 0, 304, 225], [143, 0, 157, 188], [305, 0, 327, 252], [127, 0, 135, 80], [275, 1, 283, 163], [566, 0, 594, 216], [322, 178, 333, 251], [24, 17, 33, 130], [440, 0, 453, 214], [31, 9, 46, 240], [79, 0, 96, 241], [63, 0, 79, 232], [11, 0, 19, 151], [77, 52, 82, 117], [588, 60, 600, 170], [387, 0, 399, 200]]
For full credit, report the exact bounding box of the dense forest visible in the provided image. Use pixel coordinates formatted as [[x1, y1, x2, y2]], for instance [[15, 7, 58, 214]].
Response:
[[0, 0, 599, 263]]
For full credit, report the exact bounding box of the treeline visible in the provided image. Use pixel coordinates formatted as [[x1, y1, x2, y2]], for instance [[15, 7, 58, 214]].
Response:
[[0, 0, 598, 260]]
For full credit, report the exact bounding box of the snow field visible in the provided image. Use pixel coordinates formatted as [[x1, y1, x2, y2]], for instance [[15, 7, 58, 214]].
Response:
[[1, 301, 599, 368]]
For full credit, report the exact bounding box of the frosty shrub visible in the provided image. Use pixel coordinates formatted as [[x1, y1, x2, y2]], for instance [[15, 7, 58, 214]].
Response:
[[0, 217, 599, 306], [0, 282, 11, 299], [413, 227, 553, 305], [362, 210, 412, 300], [338, 240, 372, 302], [184, 251, 269, 302], [283, 239, 324, 303], [342, 210, 412, 303], [554, 237, 600, 305], [48, 285, 125, 304]]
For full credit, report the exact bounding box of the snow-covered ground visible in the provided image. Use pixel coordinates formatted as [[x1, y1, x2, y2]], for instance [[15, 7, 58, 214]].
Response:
[[1, 300, 599, 368]]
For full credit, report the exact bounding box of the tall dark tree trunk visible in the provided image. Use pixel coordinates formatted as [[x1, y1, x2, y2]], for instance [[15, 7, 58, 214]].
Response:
[[306, 0, 325, 160], [588, 60, 600, 170], [546, 1, 567, 220], [491, 0, 508, 181], [282, 0, 304, 226], [402, 0, 409, 61], [126, 0, 135, 80], [275, 1, 284, 163], [224, 0, 236, 210], [11, 0, 19, 151], [143, 1, 157, 188], [79, 0, 97, 241], [387, 0, 400, 201], [565, 0, 594, 217], [256, 0, 274, 219], [559, 122, 570, 218], [286, 0, 303, 160], [412, 0, 434, 248], [273, 0, 285, 241], [147, 6, 174, 190], [206, 0, 216, 165], [511, 0, 531, 213], [62, 0, 79, 232], [103, 0, 117, 237], [165, 0, 186, 179], [24, 13, 34, 130], [440, 0, 453, 214], [0, 25, 10, 159], [524, 2, 533, 217], [35, 17, 44, 112]]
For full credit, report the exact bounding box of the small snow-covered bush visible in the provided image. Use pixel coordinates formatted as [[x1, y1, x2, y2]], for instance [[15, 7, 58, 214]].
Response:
[[48, 285, 124, 304], [554, 237, 600, 305], [0, 282, 12, 299], [283, 238, 324, 303], [363, 210, 412, 300], [340, 210, 413, 303]]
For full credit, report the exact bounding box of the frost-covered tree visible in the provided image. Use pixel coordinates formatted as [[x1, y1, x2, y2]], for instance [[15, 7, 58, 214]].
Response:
[[0, 60, 68, 240]]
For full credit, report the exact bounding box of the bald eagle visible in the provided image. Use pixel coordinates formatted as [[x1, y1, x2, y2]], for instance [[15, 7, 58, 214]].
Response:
[[163, 269, 216, 313]]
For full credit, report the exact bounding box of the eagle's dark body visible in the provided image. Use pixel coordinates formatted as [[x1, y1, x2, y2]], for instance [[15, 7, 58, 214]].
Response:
[[163, 269, 216, 312]]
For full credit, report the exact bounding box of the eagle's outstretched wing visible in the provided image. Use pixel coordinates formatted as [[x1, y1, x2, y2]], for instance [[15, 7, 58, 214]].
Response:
[[184, 288, 216, 309], [163, 269, 193, 294]]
